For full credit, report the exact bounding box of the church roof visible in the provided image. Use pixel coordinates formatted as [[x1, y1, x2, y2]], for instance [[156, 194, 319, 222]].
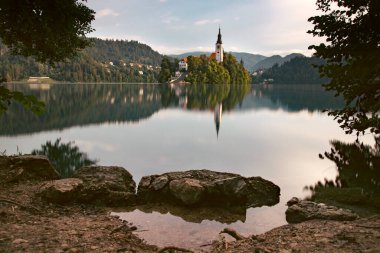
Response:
[[209, 52, 216, 60], [180, 57, 188, 63]]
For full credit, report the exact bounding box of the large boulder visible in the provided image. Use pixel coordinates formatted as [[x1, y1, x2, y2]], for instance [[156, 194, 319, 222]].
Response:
[[39, 166, 137, 206], [72, 166, 137, 206], [285, 197, 359, 223], [0, 155, 60, 183], [137, 169, 280, 207]]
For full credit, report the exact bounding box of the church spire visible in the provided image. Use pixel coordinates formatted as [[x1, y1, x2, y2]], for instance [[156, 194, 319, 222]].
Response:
[[217, 26, 222, 44]]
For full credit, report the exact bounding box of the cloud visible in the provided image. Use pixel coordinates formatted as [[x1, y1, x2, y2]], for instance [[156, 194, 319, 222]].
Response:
[[96, 8, 120, 18], [159, 0, 168, 3], [162, 15, 180, 24], [194, 19, 221, 26]]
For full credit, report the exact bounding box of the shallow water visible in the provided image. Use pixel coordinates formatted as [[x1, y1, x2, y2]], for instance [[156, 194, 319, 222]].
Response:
[[1, 83, 359, 249]]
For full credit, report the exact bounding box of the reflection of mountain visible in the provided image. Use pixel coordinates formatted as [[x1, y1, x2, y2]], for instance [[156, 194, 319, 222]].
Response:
[[0, 84, 161, 136], [238, 85, 344, 112]]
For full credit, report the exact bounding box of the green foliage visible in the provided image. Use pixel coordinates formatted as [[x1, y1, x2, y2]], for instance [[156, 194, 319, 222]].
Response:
[[185, 53, 250, 85], [31, 138, 97, 177], [158, 57, 177, 83], [308, 0, 380, 135], [252, 57, 329, 84], [0, 39, 163, 83], [0, 0, 95, 64], [223, 54, 250, 84]]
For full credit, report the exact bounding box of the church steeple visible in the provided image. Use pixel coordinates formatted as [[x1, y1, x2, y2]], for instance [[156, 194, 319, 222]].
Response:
[[215, 27, 223, 63], [217, 27, 222, 44]]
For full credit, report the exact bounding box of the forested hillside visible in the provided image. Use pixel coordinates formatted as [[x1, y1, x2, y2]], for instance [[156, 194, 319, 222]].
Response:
[[252, 57, 330, 84], [252, 53, 304, 71], [0, 38, 163, 82]]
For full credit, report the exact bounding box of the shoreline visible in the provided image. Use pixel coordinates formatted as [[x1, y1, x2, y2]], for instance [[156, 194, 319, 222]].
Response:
[[1, 155, 379, 252]]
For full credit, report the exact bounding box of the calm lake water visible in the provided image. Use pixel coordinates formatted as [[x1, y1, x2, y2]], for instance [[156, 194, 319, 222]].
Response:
[[1, 83, 359, 250]]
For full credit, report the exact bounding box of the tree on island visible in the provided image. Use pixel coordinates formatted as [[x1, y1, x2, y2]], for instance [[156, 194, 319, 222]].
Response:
[[0, 0, 95, 114], [184, 53, 250, 85], [308, 0, 380, 136]]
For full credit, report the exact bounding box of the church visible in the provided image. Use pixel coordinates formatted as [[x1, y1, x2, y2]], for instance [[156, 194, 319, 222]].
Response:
[[178, 27, 224, 71], [209, 27, 224, 63]]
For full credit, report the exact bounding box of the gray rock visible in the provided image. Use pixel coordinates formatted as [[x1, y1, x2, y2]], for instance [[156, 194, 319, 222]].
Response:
[[151, 175, 169, 191], [40, 166, 137, 206], [285, 197, 359, 223], [39, 178, 83, 204], [137, 169, 280, 207], [72, 166, 137, 206], [0, 155, 60, 183], [169, 178, 204, 205]]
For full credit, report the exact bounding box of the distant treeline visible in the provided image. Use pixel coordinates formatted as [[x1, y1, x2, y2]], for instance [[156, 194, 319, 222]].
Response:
[[0, 38, 163, 83], [252, 57, 330, 84]]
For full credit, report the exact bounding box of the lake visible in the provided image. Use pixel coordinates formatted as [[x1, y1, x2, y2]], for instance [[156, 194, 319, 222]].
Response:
[[0, 83, 358, 250]]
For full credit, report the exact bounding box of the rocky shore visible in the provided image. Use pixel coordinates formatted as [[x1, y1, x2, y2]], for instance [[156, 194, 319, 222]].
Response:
[[1, 155, 379, 253]]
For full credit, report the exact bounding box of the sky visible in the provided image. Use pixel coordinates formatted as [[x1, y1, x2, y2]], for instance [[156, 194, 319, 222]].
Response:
[[86, 0, 324, 56]]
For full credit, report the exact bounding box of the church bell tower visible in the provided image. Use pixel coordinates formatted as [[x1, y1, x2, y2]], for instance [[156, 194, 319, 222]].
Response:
[[215, 27, 223, 63]]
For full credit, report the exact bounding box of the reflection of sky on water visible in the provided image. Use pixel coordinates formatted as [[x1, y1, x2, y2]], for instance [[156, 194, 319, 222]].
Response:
[[113, 204, 285, 251], [0, 85, 362, 250]]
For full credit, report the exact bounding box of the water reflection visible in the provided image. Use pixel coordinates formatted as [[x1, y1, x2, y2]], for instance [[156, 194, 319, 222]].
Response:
[[0, 83, 343, 136], [242, 84, 344, 112], [31, 138, 97, 177], [118, 203, 246, 224], [306, 137, 380, 210], [0, 83, 162, 135], [0, 83, 351, 249]]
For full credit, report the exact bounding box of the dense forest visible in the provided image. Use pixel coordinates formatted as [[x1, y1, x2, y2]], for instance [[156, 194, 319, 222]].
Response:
[[185, 53, 251, 85], [0, 39, 163, 83], [252, 56, 330, 84]]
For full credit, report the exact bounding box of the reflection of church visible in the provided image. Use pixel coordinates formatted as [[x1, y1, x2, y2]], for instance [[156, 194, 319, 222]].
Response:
[[214, 103, 222, 137]]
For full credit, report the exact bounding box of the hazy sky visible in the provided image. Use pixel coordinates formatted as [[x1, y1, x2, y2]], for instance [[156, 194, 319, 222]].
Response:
[[86, 0, 324, 56]]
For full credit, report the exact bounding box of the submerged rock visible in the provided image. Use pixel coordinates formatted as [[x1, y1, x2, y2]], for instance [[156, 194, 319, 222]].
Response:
[[39, 166, 137, 206], [137, 169, 280, 207], [285, 197, 358, 223], [0, 155, 60, 183]]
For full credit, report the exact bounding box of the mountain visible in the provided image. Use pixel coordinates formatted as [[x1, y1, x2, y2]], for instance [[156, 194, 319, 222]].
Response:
[[252, 53, 305, 71], [0, 38, 164, 82], [170, 51, 267, 72], [252, 56, 330, 84]]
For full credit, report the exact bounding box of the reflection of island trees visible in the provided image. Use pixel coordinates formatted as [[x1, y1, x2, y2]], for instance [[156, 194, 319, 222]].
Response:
[[31, 138, 97, 178], [0, 84, 161, 136], [306, 138, 380, 209], [160, 83, 250, 111]]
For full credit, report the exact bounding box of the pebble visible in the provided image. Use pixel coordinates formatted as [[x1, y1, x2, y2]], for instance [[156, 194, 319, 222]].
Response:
[[12, 238, 28, 244], [90, 245, 99, 250], [61, 243, 70, 251]]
